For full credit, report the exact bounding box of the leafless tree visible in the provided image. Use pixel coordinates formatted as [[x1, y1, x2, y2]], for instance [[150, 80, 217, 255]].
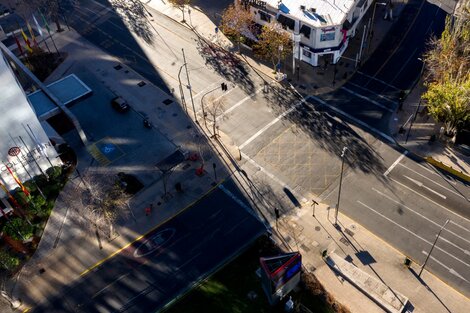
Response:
[[205, 95, 226, 138], [64, 172, 130, 239]]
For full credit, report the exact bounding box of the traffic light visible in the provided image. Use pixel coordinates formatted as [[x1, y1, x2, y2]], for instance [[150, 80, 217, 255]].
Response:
[[221, 82, 228, 91]]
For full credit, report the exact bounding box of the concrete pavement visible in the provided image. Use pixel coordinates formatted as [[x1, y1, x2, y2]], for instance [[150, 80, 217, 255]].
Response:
[[2, 1, 468, 312], [8, 25, 235, 311], [146, 1, 470, 312]]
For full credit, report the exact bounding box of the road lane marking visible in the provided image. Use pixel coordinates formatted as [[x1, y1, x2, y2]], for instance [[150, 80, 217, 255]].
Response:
[[399, 163, 467, 199], [92, 272, 131, 299], [421, 251, 470, 284], [357, 201, 470, 268], [347, 82, 398, 104], [241, 151, 307, 203], [438, 236, 470, 256], [450, 220, 470, 234], [389, 177, 470, 224], [309, 95, 395, 143], [356, 71, 400, 90], [239, 98, 307, 149], [403, 175, 447, 199], [384, 151, 408, 176], [219, 87, 264, 119], [341, 87, 394, 113], [372, 188, 470, 245]]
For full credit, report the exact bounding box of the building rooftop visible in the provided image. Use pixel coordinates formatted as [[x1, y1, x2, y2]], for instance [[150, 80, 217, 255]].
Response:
[[265, 0, 355, 27]]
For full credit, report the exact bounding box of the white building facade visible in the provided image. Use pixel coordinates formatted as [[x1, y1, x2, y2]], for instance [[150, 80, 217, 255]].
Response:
[[243, 0, 372, 66], [0, 51, 60, 196]]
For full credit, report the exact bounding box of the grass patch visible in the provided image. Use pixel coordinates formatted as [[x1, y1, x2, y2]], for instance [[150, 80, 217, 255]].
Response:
[[164, 237, 339, 313]]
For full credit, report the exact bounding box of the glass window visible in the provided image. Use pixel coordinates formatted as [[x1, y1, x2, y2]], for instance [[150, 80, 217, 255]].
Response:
[[300, 24, 311, 39], [259, 11, 271, 22], [320, 32, 335, 41], [302, 49, 312, 58]]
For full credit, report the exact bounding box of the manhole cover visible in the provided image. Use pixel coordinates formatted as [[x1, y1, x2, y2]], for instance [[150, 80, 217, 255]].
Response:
[[345, 228, 355, 237], [114, 64, 122, 70], [315, 226, 321, 231], [339, 237, 350, 246], [350, 224, 357, 231], [138, 81, 146, 87], [163, 99, 173, 105]]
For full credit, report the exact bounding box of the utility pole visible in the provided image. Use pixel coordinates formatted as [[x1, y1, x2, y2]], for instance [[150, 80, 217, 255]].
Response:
[[182, 48, 197, 124], [335, 147, 348, 226], [419, 219, 450, 277]]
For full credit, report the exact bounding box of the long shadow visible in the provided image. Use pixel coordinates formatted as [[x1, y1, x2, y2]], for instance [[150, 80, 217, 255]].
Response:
[[194, 34, 256, 95], [263, 84, 387, 177], [5, 0, 273, 312], [408, 267, 453, 313]]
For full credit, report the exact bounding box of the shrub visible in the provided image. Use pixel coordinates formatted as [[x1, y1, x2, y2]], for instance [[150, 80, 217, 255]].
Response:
[[46, 166, 63, 181], [0, 250, 20, 271], [3, 218, 34, 241]]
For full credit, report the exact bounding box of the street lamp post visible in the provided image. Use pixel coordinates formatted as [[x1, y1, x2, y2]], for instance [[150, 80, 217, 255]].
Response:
[[419, 219, 450, 277], [181, 48, 197, 124], [278, 44, 283, 74], [367, 2, 387, 54], [335, 147, 348, 226], [405, 58, 425, 144], [178, 64, 188, 115]]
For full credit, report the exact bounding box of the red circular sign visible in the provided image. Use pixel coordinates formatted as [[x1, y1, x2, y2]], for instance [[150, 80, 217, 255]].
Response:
[[8, 147, 21, 156]]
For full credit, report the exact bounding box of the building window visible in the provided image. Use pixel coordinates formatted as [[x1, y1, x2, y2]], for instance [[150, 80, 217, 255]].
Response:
[[300, 24, 311, 39], [320, 32, 335, 41], [259, 11, 271, 22], [302, 49, 312, 58], [277, 14, 295, 30]]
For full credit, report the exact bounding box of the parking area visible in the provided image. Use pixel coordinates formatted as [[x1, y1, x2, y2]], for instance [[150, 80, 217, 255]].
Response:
[[56, 64, 177, 185]]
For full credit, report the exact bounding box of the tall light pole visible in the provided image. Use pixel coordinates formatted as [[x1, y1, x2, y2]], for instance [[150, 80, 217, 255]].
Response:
[[405, 58, 425, 144], [182, 48, 197, 124], [335, 147, 348, 226], [367, 2, 387, 54], [419, 219, 450, 277]]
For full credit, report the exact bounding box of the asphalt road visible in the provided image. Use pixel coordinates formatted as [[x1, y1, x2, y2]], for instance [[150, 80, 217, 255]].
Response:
[[316, 0, 446, 135], [54, 0, 470, 299], [31, 179, 267, 312], [320, 142, 470, 297]]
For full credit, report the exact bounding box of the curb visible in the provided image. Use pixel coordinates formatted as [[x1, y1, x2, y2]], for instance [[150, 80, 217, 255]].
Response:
[[425, 156, 470, 183]]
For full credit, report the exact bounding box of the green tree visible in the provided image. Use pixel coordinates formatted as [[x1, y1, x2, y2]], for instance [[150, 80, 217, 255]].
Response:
[[220, 1, 254, 51], [254, 23, 292, 72], [0, 250, 20, 271], [423, 6, 470, 135], [423, 79, 470, 135]]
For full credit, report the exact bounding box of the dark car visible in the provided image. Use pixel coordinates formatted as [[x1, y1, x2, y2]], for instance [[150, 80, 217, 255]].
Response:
[[111, 96, 130, 112]]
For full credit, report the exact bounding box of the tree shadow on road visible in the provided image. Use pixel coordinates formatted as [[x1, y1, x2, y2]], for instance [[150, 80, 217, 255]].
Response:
[[108, 0, 155, 45], [195, 36, 256, 95], [263, 84, 387, 177]]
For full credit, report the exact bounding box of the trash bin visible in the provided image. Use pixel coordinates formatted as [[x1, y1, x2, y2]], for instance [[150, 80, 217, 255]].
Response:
[[404, 257, 412, 267]]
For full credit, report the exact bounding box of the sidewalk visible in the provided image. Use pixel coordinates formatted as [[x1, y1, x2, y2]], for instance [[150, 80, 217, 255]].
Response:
[[391, 79, 470, 180], [143, 0, 408, 96], [148, 2, 470, 313], [9, 27, 234, 310]]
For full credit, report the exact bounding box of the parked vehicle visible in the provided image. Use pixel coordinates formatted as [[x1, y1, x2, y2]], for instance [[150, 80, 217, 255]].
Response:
[[111, 96, 130, 112]]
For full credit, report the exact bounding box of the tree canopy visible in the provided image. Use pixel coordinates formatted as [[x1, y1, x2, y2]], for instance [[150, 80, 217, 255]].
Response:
[[254, 23, 292, 72], [423, 7, 470, 135]]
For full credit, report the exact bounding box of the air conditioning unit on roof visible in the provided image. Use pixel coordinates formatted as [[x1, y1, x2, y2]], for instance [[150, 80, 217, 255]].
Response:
[[300, 5, 306, 10], [310, 8, 316, 13]]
